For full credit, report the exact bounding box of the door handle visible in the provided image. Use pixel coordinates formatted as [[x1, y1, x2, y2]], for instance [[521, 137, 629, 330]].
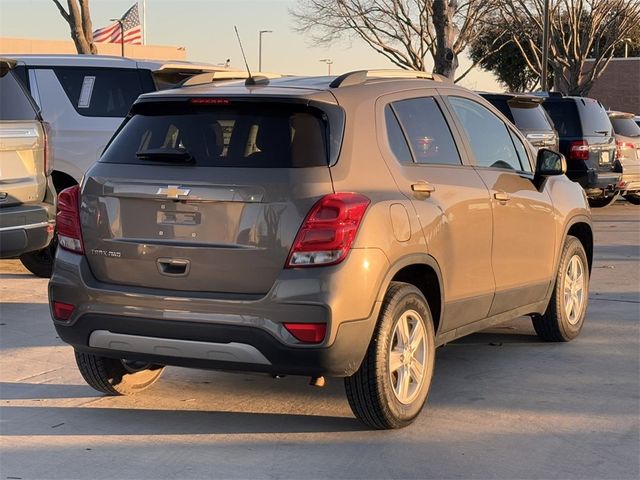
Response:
[[157, 258, 190, 276], [411, 182, 436, 197], [494, 191, 511, 202]]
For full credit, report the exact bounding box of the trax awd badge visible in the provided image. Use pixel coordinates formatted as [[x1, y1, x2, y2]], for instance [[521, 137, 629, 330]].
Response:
[[156, 185, 191, 199]]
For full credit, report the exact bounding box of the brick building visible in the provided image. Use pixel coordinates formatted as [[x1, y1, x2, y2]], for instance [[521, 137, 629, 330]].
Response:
[[585, 58, 640, 114]]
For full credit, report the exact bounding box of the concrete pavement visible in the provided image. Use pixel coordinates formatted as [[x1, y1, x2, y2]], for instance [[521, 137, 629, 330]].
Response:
[[1, 201, 638, 479]]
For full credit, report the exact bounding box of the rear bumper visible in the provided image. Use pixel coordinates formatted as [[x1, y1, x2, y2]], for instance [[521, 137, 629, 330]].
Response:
[[568, 170, 621, 196], [0, 203, 55, 258], [618, 172, 640, 194], [49, 247, 389, 377]]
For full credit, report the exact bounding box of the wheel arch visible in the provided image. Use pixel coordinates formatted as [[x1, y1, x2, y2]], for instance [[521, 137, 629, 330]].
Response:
[[564, 215, 593, 273], [51, 170, 78, 194], [377, 254, 444, 335]]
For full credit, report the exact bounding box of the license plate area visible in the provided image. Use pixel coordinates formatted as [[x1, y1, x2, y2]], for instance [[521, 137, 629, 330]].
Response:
[[157, 210, 201, 226], [600, 151, 610, 165]]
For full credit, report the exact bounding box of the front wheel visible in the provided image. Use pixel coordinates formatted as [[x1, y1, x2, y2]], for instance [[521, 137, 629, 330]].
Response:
[[532, 236, 589, 342], [624, 193, 640, 205], [344, 282, 436, 429], [75, 351, 164, 395]]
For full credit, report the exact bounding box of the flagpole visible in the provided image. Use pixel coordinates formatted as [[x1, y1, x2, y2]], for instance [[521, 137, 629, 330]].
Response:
[[142, 0, 147, 45]]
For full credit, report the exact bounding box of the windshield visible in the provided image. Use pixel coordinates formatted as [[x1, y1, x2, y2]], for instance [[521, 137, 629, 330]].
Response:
[[101, 102, 330, 168]]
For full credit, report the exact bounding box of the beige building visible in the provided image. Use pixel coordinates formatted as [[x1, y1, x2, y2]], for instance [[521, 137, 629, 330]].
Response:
[[0, 36, 187, 61], [586, 58, 640, 114]]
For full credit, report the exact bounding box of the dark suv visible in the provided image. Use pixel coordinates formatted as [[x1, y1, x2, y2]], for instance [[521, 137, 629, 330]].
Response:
[[541, 95, 619, 207], [49, 71, 593, 429], [480, 93, 558, 151]]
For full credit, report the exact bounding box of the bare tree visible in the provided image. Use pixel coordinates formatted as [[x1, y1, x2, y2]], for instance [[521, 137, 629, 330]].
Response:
[[499, 0, 640, 95], [52, 0, 97, 54], [290, 0, 500, 80]]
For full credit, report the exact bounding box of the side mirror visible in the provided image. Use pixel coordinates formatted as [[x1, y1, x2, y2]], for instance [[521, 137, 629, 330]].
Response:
[[534, 148, 566, 190]]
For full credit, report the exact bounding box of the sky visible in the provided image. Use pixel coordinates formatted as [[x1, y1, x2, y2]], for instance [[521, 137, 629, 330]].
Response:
[[0, 0, 501, 91]]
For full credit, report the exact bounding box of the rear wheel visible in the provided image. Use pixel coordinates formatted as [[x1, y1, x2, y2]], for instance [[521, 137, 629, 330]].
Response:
[[588, 193, 618, 208], [532, 236, 589, 342], [344, 282, 435, 429], [75, 350, 164, 395], [19, 237, 56, 278], [624, 193, 640, 205]]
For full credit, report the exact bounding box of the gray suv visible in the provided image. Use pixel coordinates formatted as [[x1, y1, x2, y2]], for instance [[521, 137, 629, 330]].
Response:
[[49, 71, 593, 429]]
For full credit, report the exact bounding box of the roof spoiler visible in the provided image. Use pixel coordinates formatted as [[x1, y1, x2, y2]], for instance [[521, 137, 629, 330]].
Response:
[[329, 69, 448, 88]]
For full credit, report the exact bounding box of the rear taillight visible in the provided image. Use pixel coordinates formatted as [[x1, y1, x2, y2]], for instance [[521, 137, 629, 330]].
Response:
[[52, 301, 75, 322], [283, 323, 326, 343], [57, 185, 84, 254], [286, 193, 370, 267], [616, 140, 635, 160], [569, 140, 590, 161]]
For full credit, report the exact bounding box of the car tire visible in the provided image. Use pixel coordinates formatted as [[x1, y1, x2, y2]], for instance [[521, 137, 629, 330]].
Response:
[[588, 193, 618, 208], [19, 239, 56, 278], [532, 236, 589, 342], [344, 281, 436, 429], [75, 350, 164, 395], [624, 193, 640, 205]]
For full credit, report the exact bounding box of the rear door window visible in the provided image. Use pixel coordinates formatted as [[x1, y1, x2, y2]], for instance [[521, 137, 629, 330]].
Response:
[[384, 105, 413, 163], [449, 96, 523, 171], [510, 105, 552, 131], [0, 70, 38, 121], [100, 101, 330, 168], [389, 97, 461, 165], [542, 101, 581, 137], [53, 67, 150, 117]]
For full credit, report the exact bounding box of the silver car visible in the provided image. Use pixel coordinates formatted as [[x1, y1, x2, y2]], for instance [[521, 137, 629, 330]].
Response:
[[609, 110, 640, 204]]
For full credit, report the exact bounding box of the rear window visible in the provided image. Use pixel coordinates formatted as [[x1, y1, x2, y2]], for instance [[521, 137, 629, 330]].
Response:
[[54, 67, 150, 117], [0, 70, 38, 121], [578, 99, 612, 136], [543, 101, 580, 137], [611, 118, 640, 138], [100, 102, 330, 168], [510, 105, 552, 131]]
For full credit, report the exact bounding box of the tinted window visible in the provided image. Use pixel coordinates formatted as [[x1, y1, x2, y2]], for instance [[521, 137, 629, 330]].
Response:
[[384, 105, 412, 163], [101, 102, 328, 168], [542, 101, 580, 137], [510, 105, 552, 131], [54, 68, 146, 117], [391, 97, 461, 165], [0, 70, 38, 121], [611, 117, 640, 138], [578, 99, 612, 136], [449, 97, 522, 171]]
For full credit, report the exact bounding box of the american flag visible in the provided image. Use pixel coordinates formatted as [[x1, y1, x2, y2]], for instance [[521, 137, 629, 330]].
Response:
[[93, 3, 142, 44]]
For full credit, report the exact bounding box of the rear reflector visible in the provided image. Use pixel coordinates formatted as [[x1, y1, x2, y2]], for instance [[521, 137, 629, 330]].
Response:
[[284, 323, 327, 343], [286, 193, 370, 267], [57, 185, 84, 254], [52, 301, 74, 322], [569, 140, 589, 161]]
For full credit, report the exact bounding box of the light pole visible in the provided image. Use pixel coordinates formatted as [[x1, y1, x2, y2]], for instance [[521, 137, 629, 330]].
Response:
[[541, 0, 550, 91], [110, 18, 125, 57], [258, 30, 272, 71], [319, 58, 333, 75], [624, 37, 632, 58]]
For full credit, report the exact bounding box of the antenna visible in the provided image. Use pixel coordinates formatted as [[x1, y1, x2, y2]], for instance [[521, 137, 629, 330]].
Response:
[[234, 26, 253, 81]]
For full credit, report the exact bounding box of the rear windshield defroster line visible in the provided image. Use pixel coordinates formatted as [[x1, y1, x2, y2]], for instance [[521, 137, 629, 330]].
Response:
[[100, 101, 338, 168]]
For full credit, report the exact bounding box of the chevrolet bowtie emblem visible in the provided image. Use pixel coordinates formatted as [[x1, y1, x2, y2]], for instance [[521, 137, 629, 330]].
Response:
[[157, 185, 191, 199]]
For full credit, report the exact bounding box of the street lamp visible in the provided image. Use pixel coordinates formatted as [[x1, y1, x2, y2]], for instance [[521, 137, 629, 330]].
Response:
[[624, 37, 632, 58], [541, 0, 550, 91], [110, 18, 125, 57], [319, 58, 333, 75], [258, 30, 272, 71]]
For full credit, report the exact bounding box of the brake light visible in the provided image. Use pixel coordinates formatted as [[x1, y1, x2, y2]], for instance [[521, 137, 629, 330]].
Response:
[[189, 98, 231, 105], [569, 140, 590, 161], [284, 323, 326, 343], [57, 185, 84, 254], [616, 140, 635, 160], [52, 301, 75, 322], [286, 193, 370, 267]]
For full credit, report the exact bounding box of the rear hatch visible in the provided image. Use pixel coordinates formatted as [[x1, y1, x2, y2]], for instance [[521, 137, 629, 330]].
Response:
[[0, 61, 46, 207], [81, 97, 340, 294]]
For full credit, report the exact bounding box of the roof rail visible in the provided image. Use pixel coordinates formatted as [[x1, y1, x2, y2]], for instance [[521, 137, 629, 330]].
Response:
[[329, 69, 447, 88]]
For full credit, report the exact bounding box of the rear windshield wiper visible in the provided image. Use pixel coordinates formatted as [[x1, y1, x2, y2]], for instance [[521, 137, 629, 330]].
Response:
[[594, 130, 610, 136], [136, 148, 195, 163]]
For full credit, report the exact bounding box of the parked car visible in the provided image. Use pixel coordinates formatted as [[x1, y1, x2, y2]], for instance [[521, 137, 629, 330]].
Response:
[[479, 92, 558, 151], [608, 110, 640, 205], [635, 116, 640, 128], [7, 54, 225, 275], [49, 70, 593, 429], [0, 58, 55, 267], [540, 94, 620, 208]]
